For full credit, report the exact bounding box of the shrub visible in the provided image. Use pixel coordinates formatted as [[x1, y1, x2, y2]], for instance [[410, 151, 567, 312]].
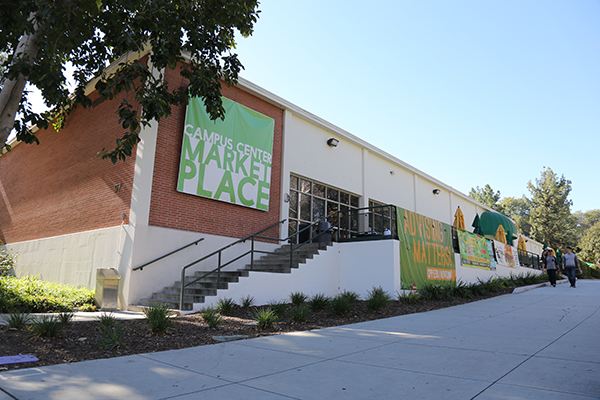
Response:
[[97, 312, 117, 328], [0, 276, 95, 313], [6, 313, 32, 329], [239, 295, 255, 308], [339, 290, 360, 303], [216, 297, 236, 316], [289, 292, 308, 306], [397, 291, 421, 304], [308, 293, 330, 312], [451, 281, 474, 299], [79, 303, 97, 312], [58, 312, 74, 326], [29, 315, 64, 338], [97, 321, 127, 350], [365, 286, 392, 311], [254, 307, 277, 330], [267, 300, 288, 317], [418, 284, 453, 301], [143, 305, 174, 334], [200, 307, 223, 329], [290, 304, 311, 323], [330, 294, 353, 316], [0, 247, 17, 277]]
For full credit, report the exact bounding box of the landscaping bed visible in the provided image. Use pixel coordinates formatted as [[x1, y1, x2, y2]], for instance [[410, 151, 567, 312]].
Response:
[[0, 288, 513, 371]]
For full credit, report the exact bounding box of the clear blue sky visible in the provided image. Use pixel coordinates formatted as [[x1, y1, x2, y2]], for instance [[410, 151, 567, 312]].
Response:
[[232, 0, 600, 212]]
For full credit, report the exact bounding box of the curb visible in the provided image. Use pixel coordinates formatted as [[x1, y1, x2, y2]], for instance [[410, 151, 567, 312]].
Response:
[[512, 279, 569, 294]]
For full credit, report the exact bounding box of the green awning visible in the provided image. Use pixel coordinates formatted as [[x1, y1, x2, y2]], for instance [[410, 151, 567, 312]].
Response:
[[479, 211, 518, 244]]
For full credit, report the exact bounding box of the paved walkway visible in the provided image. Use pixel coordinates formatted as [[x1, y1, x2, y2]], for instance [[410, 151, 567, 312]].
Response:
[[1, 280, 599, 400]]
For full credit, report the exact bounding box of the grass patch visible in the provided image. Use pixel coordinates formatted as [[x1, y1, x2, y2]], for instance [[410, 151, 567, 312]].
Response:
[[0, 276, 95, 313]]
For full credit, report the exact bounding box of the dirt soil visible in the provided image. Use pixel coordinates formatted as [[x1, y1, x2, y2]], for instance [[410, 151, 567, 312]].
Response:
[[0, 289, 513, 371]]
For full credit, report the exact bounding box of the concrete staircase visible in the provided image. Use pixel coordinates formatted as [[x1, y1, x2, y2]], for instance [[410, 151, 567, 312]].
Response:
[[138, 242, 331, 311]]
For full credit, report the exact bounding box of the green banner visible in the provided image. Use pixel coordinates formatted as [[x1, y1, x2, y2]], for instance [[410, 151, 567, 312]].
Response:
[[396, 206, 456, 289], [457, 230, 491, 269], [177, 97, 275, 211]]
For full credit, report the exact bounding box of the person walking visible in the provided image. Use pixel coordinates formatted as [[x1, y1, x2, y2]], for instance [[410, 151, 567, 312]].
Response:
[[562, 246, 582, 288], [543, 248, 559, 287]]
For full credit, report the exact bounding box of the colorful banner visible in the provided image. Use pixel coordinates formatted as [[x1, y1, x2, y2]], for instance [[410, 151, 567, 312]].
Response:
[[397, 206, 456, 289], [487, 240, 496, 271], [493, 240, 517, 268], [177, 97, 275, 211], [457, 230, 491, 269]]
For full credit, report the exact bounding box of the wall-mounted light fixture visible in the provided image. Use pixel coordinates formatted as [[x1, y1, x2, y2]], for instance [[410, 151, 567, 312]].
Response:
[[114, 183, 123, 192], [432, 188, 441, 195], [284, 193, 290, 203], [390, 171, 395, 176], [326, 138, 339, 147]]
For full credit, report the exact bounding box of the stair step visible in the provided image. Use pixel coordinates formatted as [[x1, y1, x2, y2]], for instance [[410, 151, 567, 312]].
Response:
[[139, 241, 331, 311]]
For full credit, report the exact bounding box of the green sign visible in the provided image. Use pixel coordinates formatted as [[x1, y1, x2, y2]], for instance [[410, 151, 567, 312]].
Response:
[[396, 206, 456, 289], [177, 97, 275, 210]]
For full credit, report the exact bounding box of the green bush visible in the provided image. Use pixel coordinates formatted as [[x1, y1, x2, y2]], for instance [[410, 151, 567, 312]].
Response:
[[330, 294, 353, 315], [308, 293, 330, 312], [29, 315, 65, 338], [97, 321, 127, 350], [254, 307, 277, 329], [397, 291, 421, 304], [289, 304, 311, 323], [97, 312, 117, 328], [6, 313, 32, 329], [339, 290, 360, 303], [418, 283, 453, 301], [143, 305, 174, 334], [365, 286, 392, 311], [0, 247, 17, 277], [216, 297, 236, 316], [289, 291, 308, 306], [239, 295, 255, 308], [0, 276, 95, 313], [266, 300, 289, 317], [200, 307, 223, 329]]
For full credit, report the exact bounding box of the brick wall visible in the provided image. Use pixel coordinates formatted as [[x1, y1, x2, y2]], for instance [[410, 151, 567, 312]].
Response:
[[0, 93, 136, 244], [148, 66, 284, 239]]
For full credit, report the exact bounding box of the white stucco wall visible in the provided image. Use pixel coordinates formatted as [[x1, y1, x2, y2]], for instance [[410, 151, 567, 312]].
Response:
[[200, 239, 401, 309], [5, 226, 123, 289]]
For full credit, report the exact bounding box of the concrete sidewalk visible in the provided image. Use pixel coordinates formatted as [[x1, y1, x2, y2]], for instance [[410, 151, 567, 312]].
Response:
[[1, 280, 599, 400]]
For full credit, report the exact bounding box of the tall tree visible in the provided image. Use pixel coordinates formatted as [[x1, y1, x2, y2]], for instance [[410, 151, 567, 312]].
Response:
[[0, 0, 260, 162], [579, 221, 600, 264], [527, 167, 577, 250], [468, 184, 502, 211], [498, 196, 531, 236]]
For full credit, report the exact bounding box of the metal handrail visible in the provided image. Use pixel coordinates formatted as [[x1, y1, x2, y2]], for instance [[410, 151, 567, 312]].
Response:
[[133, 237, 205, 271], [179, 219, 286, 310], [178, 204, 398, 310]]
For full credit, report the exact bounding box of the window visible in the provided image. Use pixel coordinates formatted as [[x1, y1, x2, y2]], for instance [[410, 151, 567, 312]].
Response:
[[288, 175, 359, 243], [368, 200, 397, 237]]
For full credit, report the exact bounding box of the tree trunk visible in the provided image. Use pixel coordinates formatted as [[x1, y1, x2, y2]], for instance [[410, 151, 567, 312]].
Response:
[[0, 13, 43, 149]]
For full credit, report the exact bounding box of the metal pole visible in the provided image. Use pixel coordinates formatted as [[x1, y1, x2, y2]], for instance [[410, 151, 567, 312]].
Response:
[[179, 267, 185, 310]]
